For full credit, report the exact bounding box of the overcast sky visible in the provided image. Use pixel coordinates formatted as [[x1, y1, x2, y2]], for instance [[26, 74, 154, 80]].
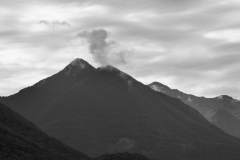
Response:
[[0, 0, 240, 99]]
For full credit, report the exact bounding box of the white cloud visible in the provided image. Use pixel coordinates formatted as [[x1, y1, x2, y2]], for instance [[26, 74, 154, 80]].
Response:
[[204, 29, 240, 42], [0, 0, 240, 99]]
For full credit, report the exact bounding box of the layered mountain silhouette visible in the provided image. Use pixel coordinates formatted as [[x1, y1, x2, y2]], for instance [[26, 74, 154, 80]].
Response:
[[149, 82, 240, 138], [0, 102, 88, 160], [1, 58, 240, 159]]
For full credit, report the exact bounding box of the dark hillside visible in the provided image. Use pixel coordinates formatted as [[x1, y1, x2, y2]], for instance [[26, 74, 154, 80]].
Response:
[[0, 102, 88, 160]]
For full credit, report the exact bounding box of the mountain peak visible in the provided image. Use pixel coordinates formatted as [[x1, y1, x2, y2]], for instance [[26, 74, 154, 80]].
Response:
[[217, 95, 234, 101], [64, 58, 95, 75], [70, 58, 91, 68], [149, 82, 171, 93], [96, 65, 124, 76], [97, 65, 120, 72], [150, 82, 170, 89]]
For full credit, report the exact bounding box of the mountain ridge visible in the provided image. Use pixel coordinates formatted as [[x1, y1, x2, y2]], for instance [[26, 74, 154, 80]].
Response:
[[149, 81, 240, 138], [1, 59, 240, 159]]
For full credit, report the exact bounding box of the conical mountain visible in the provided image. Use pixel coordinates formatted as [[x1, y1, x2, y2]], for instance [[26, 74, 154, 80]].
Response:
[[149, 82, 240, 138], [1, 59, 240, 159]]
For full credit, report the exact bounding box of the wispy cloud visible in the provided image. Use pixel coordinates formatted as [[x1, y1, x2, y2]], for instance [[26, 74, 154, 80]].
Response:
[[76, 29, 132, 66]]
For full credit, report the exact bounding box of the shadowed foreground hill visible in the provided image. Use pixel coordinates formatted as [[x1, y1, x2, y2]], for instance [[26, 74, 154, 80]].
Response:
[[2, 59, 240, 160], [0, 102, 88, 160], [149, 82, 240, 138], [0, 102, 151, 160]]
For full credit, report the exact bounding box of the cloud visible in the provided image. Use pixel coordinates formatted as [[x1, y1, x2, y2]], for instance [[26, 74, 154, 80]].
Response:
[[40, 20, 71, 28], [204, 29, 240, 42], [1, 0, 240, 99], [76, 29, 132, 66], [213, 42, 240, 54]]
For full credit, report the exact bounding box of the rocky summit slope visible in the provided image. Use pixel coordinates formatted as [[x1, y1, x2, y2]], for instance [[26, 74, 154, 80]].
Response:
[[149, 82, 240, 138], [1, 59, 240, 160]]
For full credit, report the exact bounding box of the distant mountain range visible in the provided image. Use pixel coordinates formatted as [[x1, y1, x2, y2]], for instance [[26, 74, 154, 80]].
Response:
[[1, 58, 240, 160], [149, 82, 240, 138]]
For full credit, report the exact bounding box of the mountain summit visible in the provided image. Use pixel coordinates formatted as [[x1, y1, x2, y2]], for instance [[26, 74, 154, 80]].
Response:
[[68, 58, 92, 68], [1, 59, 240, 159], [216, 95, 234, 101], [64, 58, 95, 76]]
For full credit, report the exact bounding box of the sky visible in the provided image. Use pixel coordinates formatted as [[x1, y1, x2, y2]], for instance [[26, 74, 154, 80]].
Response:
[[0, 0, 240, 99]]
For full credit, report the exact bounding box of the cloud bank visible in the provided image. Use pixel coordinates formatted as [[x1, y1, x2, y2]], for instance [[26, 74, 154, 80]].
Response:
[[0, 0, 240, 99]]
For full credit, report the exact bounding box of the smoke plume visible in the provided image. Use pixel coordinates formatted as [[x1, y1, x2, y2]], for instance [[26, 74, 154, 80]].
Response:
[[76, 29, 132, 66]]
